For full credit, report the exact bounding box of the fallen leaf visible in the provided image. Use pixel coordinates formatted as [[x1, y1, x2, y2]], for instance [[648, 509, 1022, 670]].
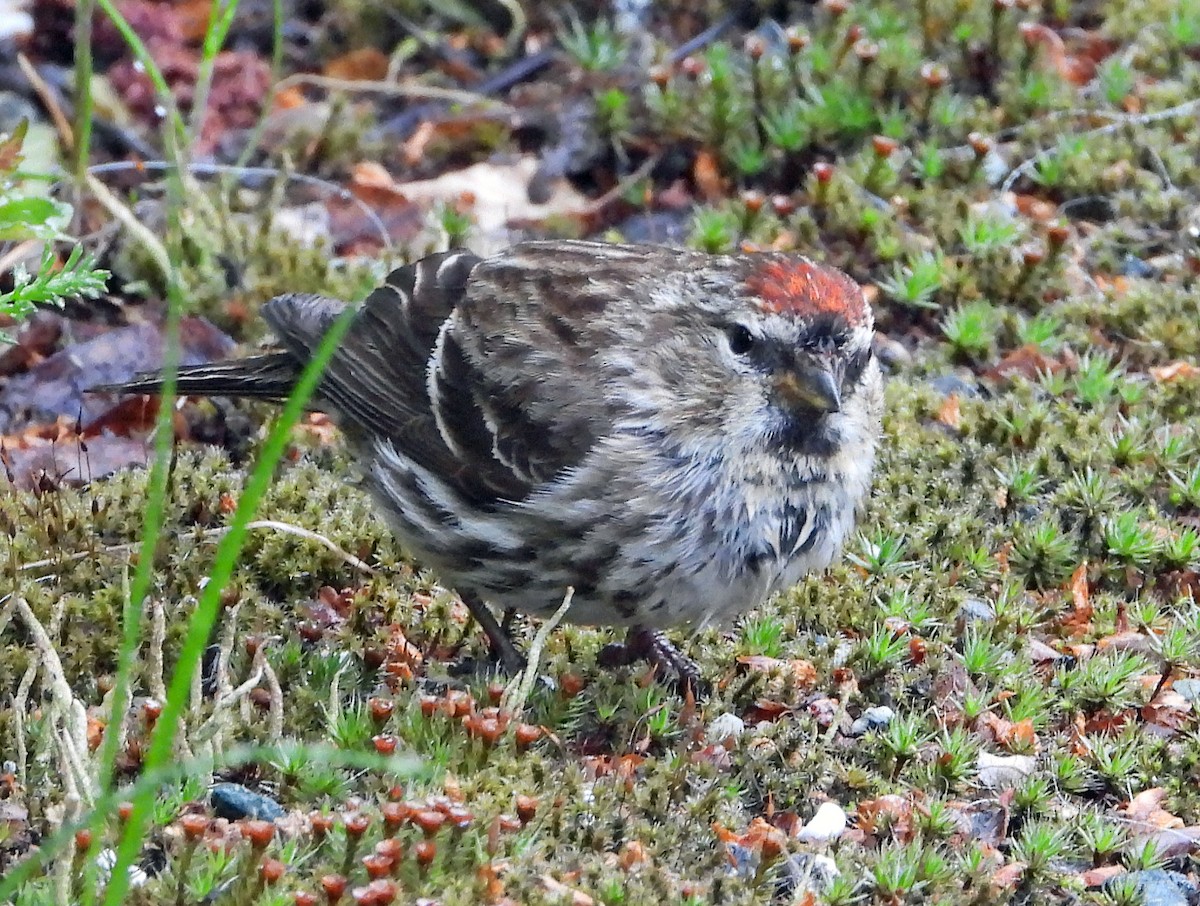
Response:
[[990, 861, 1027, 890], [323, 47, 390, 81], [1059, 562, 1093, 636], [1079, 865, 1125, 888], [693, 149, 725, 202], [986, 343, 1063, 382], [1120, 788, 1182, 828], [1150, 361, 1200, 382], [976, 751, 1036, 789], [935, 392, 961, 430], [1142, 689, 1191, 733], [735, 656, 817, 685], [0, 317, 235, 434]]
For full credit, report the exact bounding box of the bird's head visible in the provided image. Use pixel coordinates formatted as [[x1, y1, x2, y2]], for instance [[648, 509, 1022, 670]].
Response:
[[625, 251, 879, 459]]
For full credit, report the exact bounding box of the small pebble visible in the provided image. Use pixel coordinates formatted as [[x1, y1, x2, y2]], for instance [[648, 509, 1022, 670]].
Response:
[[850, 706, 894, 736], [796, 802, 847, 844], [976, 752, 1035, 790], [210, 783, 285, 822], [1104, 869, 1197, 906], [958, 597, 996, 623], [1171, 679, 1200, 705]]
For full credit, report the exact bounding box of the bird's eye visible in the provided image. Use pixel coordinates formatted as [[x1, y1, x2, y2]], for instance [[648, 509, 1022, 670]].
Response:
[[727, 325, 755, 355]]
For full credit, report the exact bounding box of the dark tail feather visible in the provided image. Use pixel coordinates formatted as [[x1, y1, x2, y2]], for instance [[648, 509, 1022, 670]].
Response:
[[91, 352, 301, 401]]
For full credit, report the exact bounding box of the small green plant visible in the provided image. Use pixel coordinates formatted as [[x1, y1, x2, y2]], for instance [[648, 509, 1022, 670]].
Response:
[[437, 201, 473, 248], [858, 622, 910, 672], [995, 460, 1049, 509], [942, 301, 1000, 359], [804, 81, 878, 140], [849, 530, 912, 576], [1016, 312, 1062, 348], [1073, 353, 1125, 407], [1103, 512, 1162, 567], [1124, 836, 1165, 871], [1077, 811, 1128, 865], [1032, 136, 1088, 189], [871, 843, 922, 899], [934, 727, 977, 788], [1166, 0, 1200, 50], [1102, 872, 1149, 906], [1005, 681, 1056, 729], [1057, 467, 1121, 531], [959, 208, 1022, 255], [761, 98, 811, 154], [741, 613, 785, 657], [689, 208, 740, 253], [594, 87, 632, 143], [1050, 750, 1096, 795], [1010, 820, 1070, 879], [1170, 462, 1200, 509], [877, 711, 930, 778], [880, 587, 936, 632], [0, 122, 109, 341], [1063, 652, 1150, 714], [880, 251, 946, 310], [1090, 729, 1142, 792], [1010, 518, 1078, 589], [960, 628, 1006, 678], [559, 14, 628, 72], [1162, 528, 1200, 570], [1097, 57, 1136, 107]]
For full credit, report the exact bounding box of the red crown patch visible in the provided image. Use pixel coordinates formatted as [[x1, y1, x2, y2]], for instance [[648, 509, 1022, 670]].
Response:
[[746, 258, 868, 326]]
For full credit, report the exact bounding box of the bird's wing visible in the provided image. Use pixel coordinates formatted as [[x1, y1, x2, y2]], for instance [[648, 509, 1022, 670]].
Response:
[[267, 246, 616, 504], [426, 241, 651, 495], [262, 250, 518, 502]]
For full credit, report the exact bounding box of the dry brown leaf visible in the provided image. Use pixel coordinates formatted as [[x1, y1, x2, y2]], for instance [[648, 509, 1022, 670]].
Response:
[[936, 393, 962, 430], [1120, 787, 1182, 828], [1060, 562, 1093, 636], [1150, 361, 1200, 382], [986, 343, 1062, 382], [990, 861, 1027, 890], [693, 149, 725, 202], [323, 47, 391, 81], [1080, 865, 1126, 888]]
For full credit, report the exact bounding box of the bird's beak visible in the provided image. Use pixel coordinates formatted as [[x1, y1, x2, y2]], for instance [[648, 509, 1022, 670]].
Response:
[[774, 365, 842, 414]]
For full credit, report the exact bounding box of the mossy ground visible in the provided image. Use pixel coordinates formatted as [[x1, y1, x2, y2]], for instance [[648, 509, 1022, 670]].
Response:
[[4, 0, 1200, 903]]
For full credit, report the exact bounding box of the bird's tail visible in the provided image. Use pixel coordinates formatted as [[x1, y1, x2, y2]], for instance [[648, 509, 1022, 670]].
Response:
[[92, 352, 301, 402]]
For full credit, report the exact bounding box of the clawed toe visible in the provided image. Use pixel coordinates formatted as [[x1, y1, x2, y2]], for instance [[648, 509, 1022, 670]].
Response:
[[598, 627, 707, 696]]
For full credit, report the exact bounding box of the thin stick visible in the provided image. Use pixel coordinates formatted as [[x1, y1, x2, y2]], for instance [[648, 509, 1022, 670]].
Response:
[[502, 587, 573, 718], [1000, 97, 1200, 193], [19, 519, 377, 576], [16, 53, 74, 151]]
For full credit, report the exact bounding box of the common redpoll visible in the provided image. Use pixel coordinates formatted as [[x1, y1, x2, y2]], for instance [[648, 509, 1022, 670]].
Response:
[[101, 241, 884, 686]]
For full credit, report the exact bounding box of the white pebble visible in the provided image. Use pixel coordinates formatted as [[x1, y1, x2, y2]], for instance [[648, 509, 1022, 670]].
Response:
[[976, 751, 1036, 790], [797, 801, 847, 843]]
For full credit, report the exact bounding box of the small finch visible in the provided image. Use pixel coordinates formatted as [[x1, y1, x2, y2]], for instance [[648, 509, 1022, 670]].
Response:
[[101, 241, 883, 686]]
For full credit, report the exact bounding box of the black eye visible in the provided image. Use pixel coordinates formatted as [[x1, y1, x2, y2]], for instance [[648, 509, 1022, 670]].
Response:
[[727, 325, 754, 355]]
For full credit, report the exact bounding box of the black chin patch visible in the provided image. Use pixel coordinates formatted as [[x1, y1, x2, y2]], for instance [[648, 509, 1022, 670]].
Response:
[[774, 409, 842, 456]]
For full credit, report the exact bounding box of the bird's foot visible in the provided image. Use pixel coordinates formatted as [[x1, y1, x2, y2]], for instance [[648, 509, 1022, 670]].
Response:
[[459, 593, 527, 676], [598, 626, 707, 696]]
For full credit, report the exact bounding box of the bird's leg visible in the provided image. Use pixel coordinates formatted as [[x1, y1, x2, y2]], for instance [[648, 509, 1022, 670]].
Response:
[[459, 592, 527, 675], [598, 626, 705, 695]]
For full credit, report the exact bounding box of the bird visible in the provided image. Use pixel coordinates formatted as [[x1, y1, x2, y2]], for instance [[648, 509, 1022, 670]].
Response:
[[98, 240, 884, 688]]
